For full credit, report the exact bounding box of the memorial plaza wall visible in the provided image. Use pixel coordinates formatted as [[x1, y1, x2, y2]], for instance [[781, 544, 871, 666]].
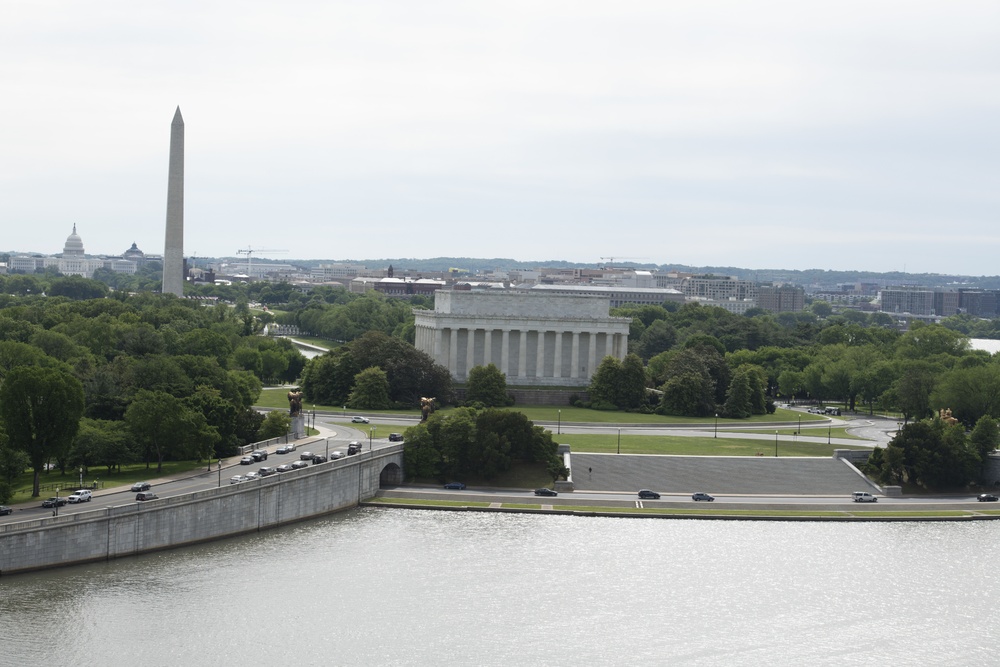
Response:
[[414, 290, 631, 387], [0, 447, 403, 576]]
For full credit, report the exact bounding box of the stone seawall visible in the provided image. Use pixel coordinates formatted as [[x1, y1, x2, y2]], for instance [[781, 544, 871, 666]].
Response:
[[0, 446, 403, 576]]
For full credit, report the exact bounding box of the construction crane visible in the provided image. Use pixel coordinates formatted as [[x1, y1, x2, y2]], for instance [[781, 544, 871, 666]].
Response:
[[599, 256, 647, 268], [237, 246, 288, 281]]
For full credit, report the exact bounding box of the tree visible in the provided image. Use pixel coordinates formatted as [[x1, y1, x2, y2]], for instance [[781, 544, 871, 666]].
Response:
[[125, 390, 188, 473], [881, 419, 980, 489], [258, 410, 291, 440], [618, 354, 649, 410], [348, 366, 392, 410], [0, 425, 30, 503], [969, 415, 1000, 460], [588, 356, 623, 409], [465, 364, 511, 407], [0, 365, 85, 496], [721, 371, 753, 418], [658, 372, 715, 417]]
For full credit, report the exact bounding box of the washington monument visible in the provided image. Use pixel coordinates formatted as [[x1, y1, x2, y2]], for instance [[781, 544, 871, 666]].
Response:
[[162, 106, 185, 296]]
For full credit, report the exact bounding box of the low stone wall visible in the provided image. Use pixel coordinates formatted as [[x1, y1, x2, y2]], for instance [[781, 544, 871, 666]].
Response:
[[0, 446, 403, 576]]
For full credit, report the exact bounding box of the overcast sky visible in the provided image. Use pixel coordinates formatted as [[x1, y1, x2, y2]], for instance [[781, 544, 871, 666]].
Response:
[[3, 1, 999, 275]]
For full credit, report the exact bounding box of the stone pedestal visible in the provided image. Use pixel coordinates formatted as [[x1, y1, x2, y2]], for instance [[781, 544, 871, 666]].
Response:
[[291, 414, 305, 439]]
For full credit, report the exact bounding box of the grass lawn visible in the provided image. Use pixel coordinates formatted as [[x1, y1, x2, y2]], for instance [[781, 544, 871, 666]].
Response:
[[256, 388, 828, 427], [6, 460, 211, 503], [723, 426, 868, 441], [553, 433, 870, 456]]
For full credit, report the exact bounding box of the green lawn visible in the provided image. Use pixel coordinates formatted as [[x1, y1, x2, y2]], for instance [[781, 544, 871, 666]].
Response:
[[553, 433, 870, 456], [723, 426, 868, 441]]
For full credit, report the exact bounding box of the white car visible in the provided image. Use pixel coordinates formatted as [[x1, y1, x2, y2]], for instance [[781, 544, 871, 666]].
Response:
[[351, 416, 370, 424], [243, 471, 260, 481], [852, 491, 878, 503], [67, 489, 92, 503], [276, 443, 297, 454], [229, 475, 246, 484]]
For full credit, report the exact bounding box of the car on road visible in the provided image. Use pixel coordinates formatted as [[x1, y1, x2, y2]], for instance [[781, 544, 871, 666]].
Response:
[[978, 493, 999, 502], [534, 488, 558, 497], [67, 489, 92, 503], [239, 456, 255, 465], [135, 491, 158, 501], [348, 443, 362, 455], [251, 450, 268, 461], [258, 467, 277, 477], [351, 416, 370, 424], [276, 464, 294, 473], [443, 482, 466, 490], [299, 451, 314, 461], [638, 489, 661, 500], [0, 505, 11, 516], [290, 460, 309, 470], [851, 491, 878, 503], [243, 471, 260, 481], [229, 475, 246, 484], [131, 481, 152, 492], [692, 492, 715, 502], [807, 407, 824, 414], [331, 451, 344, 460], [310, 454, 328, 464], [388, 433, 403, 442], [276, 444, 297, 454], [41, 497, 68, 508]]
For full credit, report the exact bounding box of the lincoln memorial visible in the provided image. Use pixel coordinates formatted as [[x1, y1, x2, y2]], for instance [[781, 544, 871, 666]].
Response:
[[413, 290, 632, 386]]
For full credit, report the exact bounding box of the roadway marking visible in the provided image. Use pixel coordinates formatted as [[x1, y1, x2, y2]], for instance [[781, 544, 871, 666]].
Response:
[[635, 501, 643, 508]]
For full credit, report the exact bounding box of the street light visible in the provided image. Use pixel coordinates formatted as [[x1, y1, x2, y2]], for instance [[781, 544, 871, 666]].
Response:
[[557, 410, 561, 435], [828, 424, 832, 445], [217, 459, 222, 487], [797, 415, 801, 435], [714, 413, 718, 439], [369, 426, 376, 450], [617, 428, 621, 455], [79, 467, 83, 488], [774, 431, 778, 457], [54, 487, 60, 517]]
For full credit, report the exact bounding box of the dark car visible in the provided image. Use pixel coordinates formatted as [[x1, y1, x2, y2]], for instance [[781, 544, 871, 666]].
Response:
[[41, 497, 68, 508], [131, 481, 152, 492], [239, 456, 255, 465], [978, 493, 999, 502], [638, 489, 661, 500], [347, 443, 362, 455], [258, 466, 277, 477], [311, 455, 328, 464], [251, 450, 268, 462], [136, 491, 158, 501], [692, 492, 715, 502], [290, 460, 310, 470], [299, 451, 314, 461], [534, 488, 558, 497], [443, 482, 466, 490], [0, 505, 13, 516], [275, 464, 294, 473], [388, 433, 404, 442]]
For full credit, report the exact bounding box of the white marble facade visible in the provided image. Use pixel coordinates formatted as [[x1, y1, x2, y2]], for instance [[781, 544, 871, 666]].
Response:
[[413, 290, 631, 386]]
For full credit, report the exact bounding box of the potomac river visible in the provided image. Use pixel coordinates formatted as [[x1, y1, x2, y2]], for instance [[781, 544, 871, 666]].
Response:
[[1, 507, 996, 666]]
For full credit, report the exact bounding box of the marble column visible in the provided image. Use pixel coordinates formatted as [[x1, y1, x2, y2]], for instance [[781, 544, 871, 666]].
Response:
[[553, 331, 563, 379], [535, 330, 546, 378], [588, 333, 597, 379], [465, 328, 476, 377], [484, 329, 493, 367], [570, 331, 580, 379], [501, 329, 510, 376], [449, 328, 459, 377], [518, 331, 527, 378]]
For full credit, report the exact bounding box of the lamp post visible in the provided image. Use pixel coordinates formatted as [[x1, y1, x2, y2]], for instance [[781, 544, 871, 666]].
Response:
[[343, 405, 346, 418], [79, 467, 83, 488], [54, 487, 59, 517], [325, 436, 330, 461], [557, 410, 561, 435], [369, 426, 376, 450], [217, 459, 222, 488], [774, 431, 778, 457], [797, 415, 801, 435], [714, 413, 718, 439], [828, 424, 832, 445], [617, 428, 621, 455]]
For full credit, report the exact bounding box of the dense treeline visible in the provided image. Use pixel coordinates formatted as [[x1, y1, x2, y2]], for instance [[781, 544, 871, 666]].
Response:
[[0, 277, 308, 500]]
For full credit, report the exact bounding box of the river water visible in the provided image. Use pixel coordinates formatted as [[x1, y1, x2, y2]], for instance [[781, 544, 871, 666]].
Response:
[[1, 508, 996, 665]]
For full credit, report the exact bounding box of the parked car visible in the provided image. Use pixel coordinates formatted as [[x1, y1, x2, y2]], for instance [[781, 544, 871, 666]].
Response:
[[41, 497, 68, 508], [229, 475, 246, 484], [290, 460, 309, 470], [351, 416, 370, 424], [348, 443, 362, 455], [388, 433, 404, 442], [851, 491, 878, 503], [276, 444, 297, 454], [251, 450, 268, 461], [258, 467, 277, 477], [443, 482, 466, 490], [534, 488, 558, 497], [276, 464, 294, 473], [0, 505, 12, 516], [311, 455, 328, 464], [67, 489, 92, 503], [136, 491, 158, 501], [638, 489, 660, 500], [131, 481, 152, 492], [239, 456, 255, 465], [299, 451, 314, 461], [692, 492, 715, 502], [978, 493, 999, 502]]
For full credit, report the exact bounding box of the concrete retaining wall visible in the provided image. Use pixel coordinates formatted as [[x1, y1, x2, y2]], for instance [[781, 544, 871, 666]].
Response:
[[0, 446, 403, 576]]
